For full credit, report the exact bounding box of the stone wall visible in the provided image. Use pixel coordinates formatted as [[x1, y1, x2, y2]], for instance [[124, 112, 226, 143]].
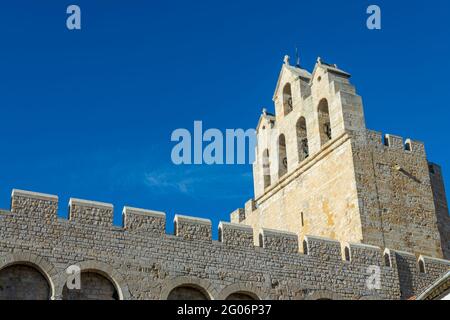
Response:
[[353, 131, 444, 258], [235, 134, 364, 247], [0, 189, 448, 300], [428, 163, 450, 259]]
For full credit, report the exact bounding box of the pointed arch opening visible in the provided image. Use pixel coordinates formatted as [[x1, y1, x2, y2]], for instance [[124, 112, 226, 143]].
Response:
[[344, 247, 351, 262], [318, 98, 332, 146], [384, 252, 391, 267], [262, 149, 271, 189], [278, 134, 288, 178], [419, 259, 426, 273], [296, 117, 309, 162], [283, 83, 293, 116]]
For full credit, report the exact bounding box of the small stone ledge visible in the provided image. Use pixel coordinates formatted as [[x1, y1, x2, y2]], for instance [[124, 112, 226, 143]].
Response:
[[11, 189, 58, 202], [391, 249, 416, 258], [123, 206, 165, 218], [69, 198, 113, 210], [365, 130, 424, 154], [420, 255, 450, 266]]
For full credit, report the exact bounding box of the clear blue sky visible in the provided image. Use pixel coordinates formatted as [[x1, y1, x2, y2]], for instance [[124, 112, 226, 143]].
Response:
[[0, 1, 449, 236]]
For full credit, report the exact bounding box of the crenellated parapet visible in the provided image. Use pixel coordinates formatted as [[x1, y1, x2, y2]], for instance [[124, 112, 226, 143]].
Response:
[[365, 130, 425, 155], [1, 188, 449, 300], [4, 188, 449, 269]]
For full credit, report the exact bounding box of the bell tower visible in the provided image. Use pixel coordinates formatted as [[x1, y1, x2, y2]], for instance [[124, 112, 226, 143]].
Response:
[[232, 54, 448, 259], [253, 55, 366, 199]]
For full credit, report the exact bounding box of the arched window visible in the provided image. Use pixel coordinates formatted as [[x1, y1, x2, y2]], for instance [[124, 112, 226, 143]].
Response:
[[296, 117, 309, 162], [384, 252, 391, 267], [62, 271, 119, 300], [318, 99, 332, 146], [418, 259, 426, 273], [344, 247, 351, 262], [278, 134, 288, 178], [303, 240, 308, 255], [167, 285, 210, 300], [0, 264, 51, 300], [262, 149, 271, 189], [405, 141, 411, 151], [283, 83, 293, 116]]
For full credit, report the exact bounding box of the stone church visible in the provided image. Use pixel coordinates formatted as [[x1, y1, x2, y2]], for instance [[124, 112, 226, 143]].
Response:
[[232, 55, 449, 260], [0, 56, 449, 300]]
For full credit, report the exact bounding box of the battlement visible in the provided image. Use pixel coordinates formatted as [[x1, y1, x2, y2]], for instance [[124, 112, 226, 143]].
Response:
[[366, 130, 425, 154], [123, 206, 166, 235], [259, 228, 298, 253], [5, 188, 448, 273], [218, 222, 253, 248], [69, 198, 114, 227], [11, 189, 58, 218], [346, 243, 382, 265], [303, 235, 342, 261], [1, 188, 449, 300], [174, 214, 212, 241]]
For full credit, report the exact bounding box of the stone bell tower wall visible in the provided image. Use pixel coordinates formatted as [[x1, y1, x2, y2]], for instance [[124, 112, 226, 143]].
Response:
[[232, 133, 364, 246], [352, 131, 444, 258]]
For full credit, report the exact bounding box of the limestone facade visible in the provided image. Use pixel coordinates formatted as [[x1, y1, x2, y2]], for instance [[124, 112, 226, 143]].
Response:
[[231, 56, 449, 261]]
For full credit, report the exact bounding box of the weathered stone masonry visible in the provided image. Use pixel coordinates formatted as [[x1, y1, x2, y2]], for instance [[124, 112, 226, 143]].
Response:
[[0, 189, 448, 300], [231, 56, 450, 261]]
